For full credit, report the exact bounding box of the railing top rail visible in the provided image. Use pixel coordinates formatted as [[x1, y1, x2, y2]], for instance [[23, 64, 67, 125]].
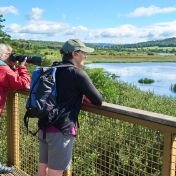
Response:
[[82, 102, 176, 129], [18, 90, 176, 129]]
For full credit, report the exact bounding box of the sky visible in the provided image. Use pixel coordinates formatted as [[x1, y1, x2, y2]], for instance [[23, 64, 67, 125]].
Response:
[[0, 0, 176, 44]]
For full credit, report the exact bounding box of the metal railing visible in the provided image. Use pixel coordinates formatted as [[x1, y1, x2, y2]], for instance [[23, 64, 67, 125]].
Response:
[[0, 91, 176, 176]]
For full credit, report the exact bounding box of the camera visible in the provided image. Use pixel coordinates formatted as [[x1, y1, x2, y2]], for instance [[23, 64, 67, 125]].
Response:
[[10, 53, 42, 66]]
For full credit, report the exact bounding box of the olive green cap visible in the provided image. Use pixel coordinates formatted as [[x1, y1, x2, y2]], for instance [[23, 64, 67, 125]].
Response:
[[60, 39, 94, 54]]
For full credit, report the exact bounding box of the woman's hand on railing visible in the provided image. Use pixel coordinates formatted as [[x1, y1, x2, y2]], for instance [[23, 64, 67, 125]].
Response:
[[82, 95, 91, 105]]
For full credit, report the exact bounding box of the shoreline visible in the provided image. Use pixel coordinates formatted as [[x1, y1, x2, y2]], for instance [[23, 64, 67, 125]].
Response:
[[85, 55, 176, 63]]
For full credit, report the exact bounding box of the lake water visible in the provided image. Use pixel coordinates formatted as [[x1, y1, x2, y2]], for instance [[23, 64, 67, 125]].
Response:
[[86, 62, 176, 98]]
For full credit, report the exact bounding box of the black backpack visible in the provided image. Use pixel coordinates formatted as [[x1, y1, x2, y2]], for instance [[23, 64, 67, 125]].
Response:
[[24, 63, 73, 136]]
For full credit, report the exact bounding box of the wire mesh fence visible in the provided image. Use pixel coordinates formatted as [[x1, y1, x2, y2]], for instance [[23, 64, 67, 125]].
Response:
[[73, 111, 164, 176], [1, 92, 176, 176], [18, 93, 39, 175], [0, 107, 8, 165]]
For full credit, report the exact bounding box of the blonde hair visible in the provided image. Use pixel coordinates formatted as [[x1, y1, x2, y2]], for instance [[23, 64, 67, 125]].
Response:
[[0, 44, 12, 56]]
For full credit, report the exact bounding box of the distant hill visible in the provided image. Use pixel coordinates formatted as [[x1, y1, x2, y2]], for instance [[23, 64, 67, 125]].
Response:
[[12, 37, 176, 50], [94, 37, 176, 48], [11, 39, 63, 50], [119, 37, 176, 48]]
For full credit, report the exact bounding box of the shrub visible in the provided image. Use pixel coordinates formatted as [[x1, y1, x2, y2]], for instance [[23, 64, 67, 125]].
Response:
[[171, 83, 176, 93], [147, 52, 154, 55], [138, 78, 154, 84]]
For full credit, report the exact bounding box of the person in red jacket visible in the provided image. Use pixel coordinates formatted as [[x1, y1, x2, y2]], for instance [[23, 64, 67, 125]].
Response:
[[0, 43, 30, 173]]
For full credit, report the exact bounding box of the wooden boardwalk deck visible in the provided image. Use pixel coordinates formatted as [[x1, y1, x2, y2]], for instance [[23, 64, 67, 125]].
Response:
[[0, 167, 28, 176]]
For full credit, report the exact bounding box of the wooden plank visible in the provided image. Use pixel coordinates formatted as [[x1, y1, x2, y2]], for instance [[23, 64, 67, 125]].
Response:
[[170, 134, 176, 176], [6, 93, 20, 167], [162, 133, 172, 176], [81, 102, 176, 132], [0, 167, 29, 176]]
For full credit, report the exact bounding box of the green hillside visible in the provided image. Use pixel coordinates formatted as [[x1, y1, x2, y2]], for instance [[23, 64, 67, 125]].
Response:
[[11, 37, 176, 50], [119, 37, 176, 48]]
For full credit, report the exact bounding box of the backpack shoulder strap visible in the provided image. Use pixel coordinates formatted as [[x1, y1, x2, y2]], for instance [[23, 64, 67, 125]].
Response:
[[54, 64, 75, 69], [52, 61, 76, 68]]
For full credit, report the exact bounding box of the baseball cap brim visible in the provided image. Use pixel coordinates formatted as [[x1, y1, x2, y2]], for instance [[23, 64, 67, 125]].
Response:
[[79, 46, 94, 53]]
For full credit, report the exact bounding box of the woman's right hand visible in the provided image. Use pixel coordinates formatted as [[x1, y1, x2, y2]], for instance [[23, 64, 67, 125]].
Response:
[[19, 57, 28, 67]]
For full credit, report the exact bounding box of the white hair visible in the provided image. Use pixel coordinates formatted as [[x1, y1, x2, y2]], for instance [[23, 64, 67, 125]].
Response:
[[0, 44, 12, 55]]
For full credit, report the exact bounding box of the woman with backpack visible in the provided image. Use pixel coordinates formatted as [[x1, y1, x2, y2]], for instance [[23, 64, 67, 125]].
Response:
[[38, 39, 102, 176]]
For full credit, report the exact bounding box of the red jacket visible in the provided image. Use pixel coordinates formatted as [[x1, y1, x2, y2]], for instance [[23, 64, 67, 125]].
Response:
[[0, 61, 30, 116]]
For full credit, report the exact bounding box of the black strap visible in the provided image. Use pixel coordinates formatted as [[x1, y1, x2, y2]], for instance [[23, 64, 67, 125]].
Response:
[[42, 129, 46, 139], [24, 111, 29, 135], [24, 110, 40, 136]]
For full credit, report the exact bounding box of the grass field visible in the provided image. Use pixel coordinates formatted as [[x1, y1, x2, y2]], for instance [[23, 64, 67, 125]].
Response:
[[27, 47, 176, 66], [85, 54, 176, 63], [42, 52, 176, 64]]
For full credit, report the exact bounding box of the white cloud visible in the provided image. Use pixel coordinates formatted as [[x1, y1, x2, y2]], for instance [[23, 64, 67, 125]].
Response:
[[127, 5, 176, 17], [6, 19, 89, 42], [7, 23, 21, 33], [143, 21, 176, 40], [87, 20, 176, 43], [7, 20, 70, 34], [6, 20, 176, 43], [97, 25, 138, 38], [4, 7, 176, 43], [0, 6, 18, 15], [27, 8, 44, 20]]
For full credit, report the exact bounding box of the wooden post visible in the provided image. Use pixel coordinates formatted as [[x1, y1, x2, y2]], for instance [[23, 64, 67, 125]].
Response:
[[6, 92, 20, 168], [162, 132, 176, 176], [170, 134, 176, 176]]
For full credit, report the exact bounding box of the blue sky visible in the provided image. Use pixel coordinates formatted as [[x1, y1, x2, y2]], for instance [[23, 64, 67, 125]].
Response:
[[1, 0, 176, 44]]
